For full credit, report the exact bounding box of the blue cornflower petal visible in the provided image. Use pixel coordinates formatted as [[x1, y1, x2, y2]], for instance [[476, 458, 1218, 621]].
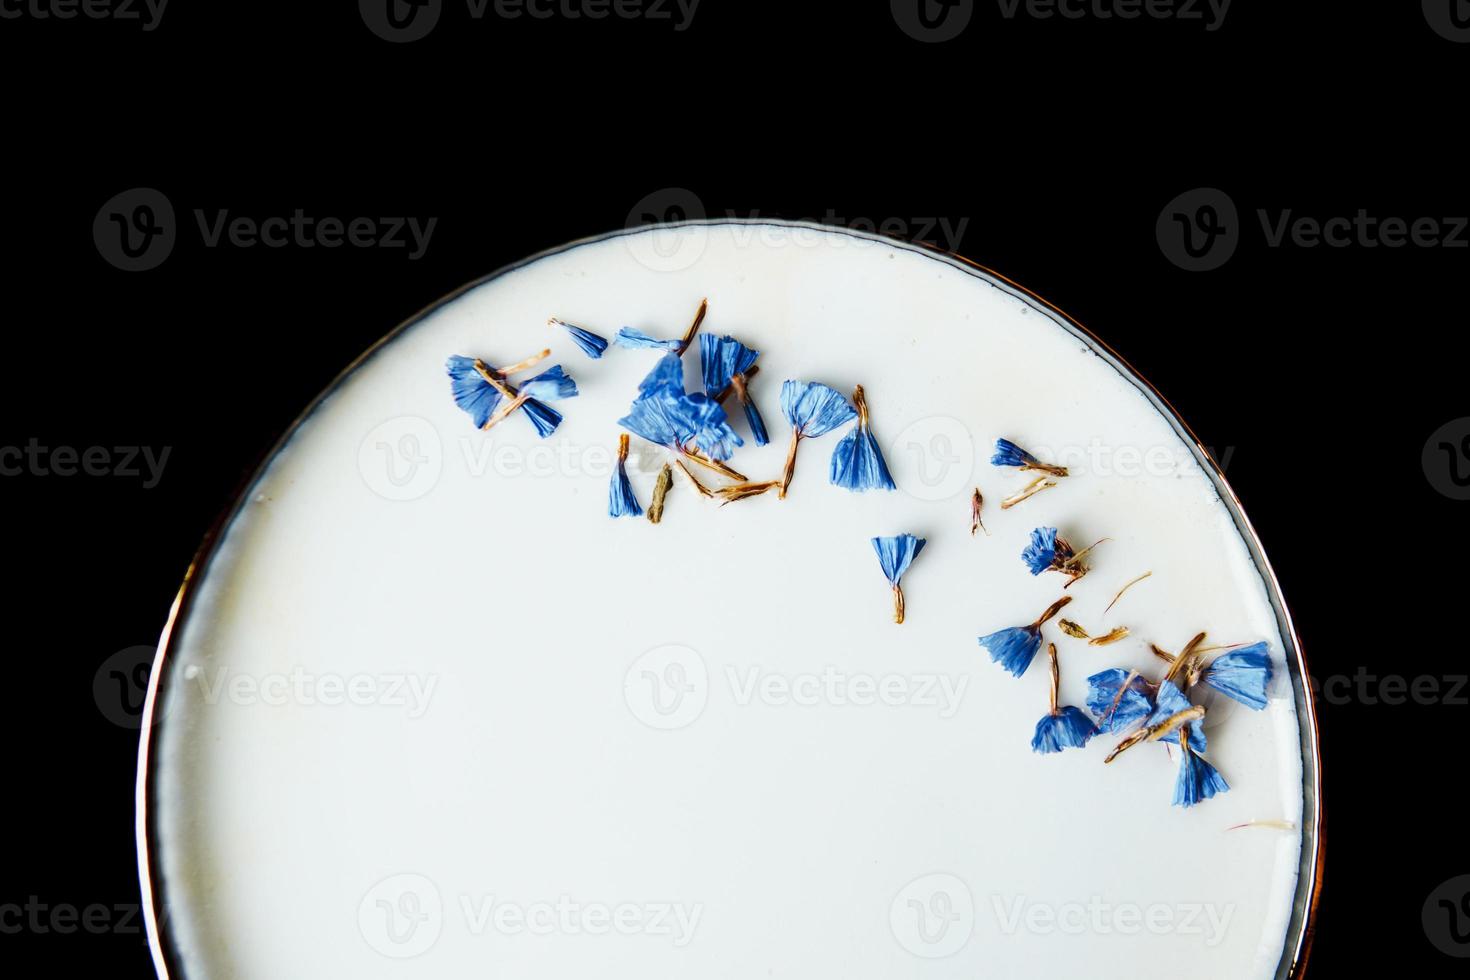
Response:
[[1032, 706, 1097, 754], [872, 534, 925, 624], [781, 380, 857, 438], [1201, 642, 1274, 711], [620, 356, 743, 461], [830, 386, 895, 492], [683, 393, 743, 460], [992, 437, 1040, 468], [518, 365, 578, 401], [616, 327, 682, 352], [1173, 747, 1229, 807], [979, 626, 1043, 678], [1144, 680, 1207, 753], [1085, 668, 1156, 734], [519, 398, 563, 439], [872, 535, 926, 585], [552, 320, 609, 359], [699, 334, 761, 397], [608, 435, 643, 518], [446, 355, 503, 428], [1022, 527, 1060, 575], [742, 398, 770, 446]]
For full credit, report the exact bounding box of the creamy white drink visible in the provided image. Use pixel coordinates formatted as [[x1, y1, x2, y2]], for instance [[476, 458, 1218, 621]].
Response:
[[140, 222, 1316, 979]]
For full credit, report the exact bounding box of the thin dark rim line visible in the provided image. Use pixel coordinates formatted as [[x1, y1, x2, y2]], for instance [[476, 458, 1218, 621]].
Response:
[[135, 217, 1322, 980]]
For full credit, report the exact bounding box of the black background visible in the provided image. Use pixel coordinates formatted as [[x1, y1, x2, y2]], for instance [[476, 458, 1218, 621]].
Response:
[[3, 1, 1466, 975]]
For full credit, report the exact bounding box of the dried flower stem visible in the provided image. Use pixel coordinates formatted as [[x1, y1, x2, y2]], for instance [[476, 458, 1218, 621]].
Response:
[[673, 297, 708, 357], [1030, 595, 1073, 630], [1047, 643, 1061, 714], [1103, 571, 1152, 616], [495, 348, 552, 377], [1104, 704, 1205, 764], [674, 459, 714, 498], [482, 391, 530, 430], [1001, 476, 1056, 509], [1160, 632, 1207, 688], [680, 446, 746, 482], [715, 480, 781, 503], [1089, 626, 1130, 646], [1023, 459, 1069, 478], [648, 463, 672, 523], [778, 431, 802, 498], [1058, 619, 1090, 639], [715, 365, 760, 406]]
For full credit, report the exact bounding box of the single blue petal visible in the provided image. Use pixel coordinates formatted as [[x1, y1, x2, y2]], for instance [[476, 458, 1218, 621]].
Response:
[[554, 321, 609, 359], [992, 437, 1039, 468], [979, 625, 1042, 678], [1021, 527, 1060, 575], [1144, 680, 1207, 753], [1031, 706, 1097, 754], [608, 458, 642, 518], [742, 397, 770, 446], [446, 355, 503, 428], [518, 365, 578, 401], [871, 535, 926, 585], [619, 390, 686, 448], [1172, 748, 1229, 807], [1201, 642, 1273, 711], [781, 380, 857, 438], [638, 353, 687, 396], [1085, 668, 1156, 734], [616, 327, 682, 351], [831, 425, 897, 492], [519, 398, 563, 439], [699, 334, 761, 396]]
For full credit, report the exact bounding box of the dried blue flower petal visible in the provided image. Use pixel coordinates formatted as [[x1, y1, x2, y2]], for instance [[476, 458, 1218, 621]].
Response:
[[608, 433, 643, 518], [830, 385, 896, 493], [700, 334, 759, 396], [549, 318, 609, 359], [1021, 526, 1098, 586], [1200, 641, 1273, 710], [1033, 706, 1097, 754], [979, 596, 1072, 678], [445, 354, 563, 437], [1086, 668, 1156, 734], [614, 298, 708, 356], [446, 355, 503, 428], [992, 438, 1068, 477], [620, 355, 745, 477], [1032, 643, 1096, 753], [777, 380, 857, 498], [871, 534, 926, 624], [700, 334, 769, 447], [1173, 742, 1230, 808], [518, 365, 579, 401], [616, 327, 683, 352], [1143, 681, 1207, 753]]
